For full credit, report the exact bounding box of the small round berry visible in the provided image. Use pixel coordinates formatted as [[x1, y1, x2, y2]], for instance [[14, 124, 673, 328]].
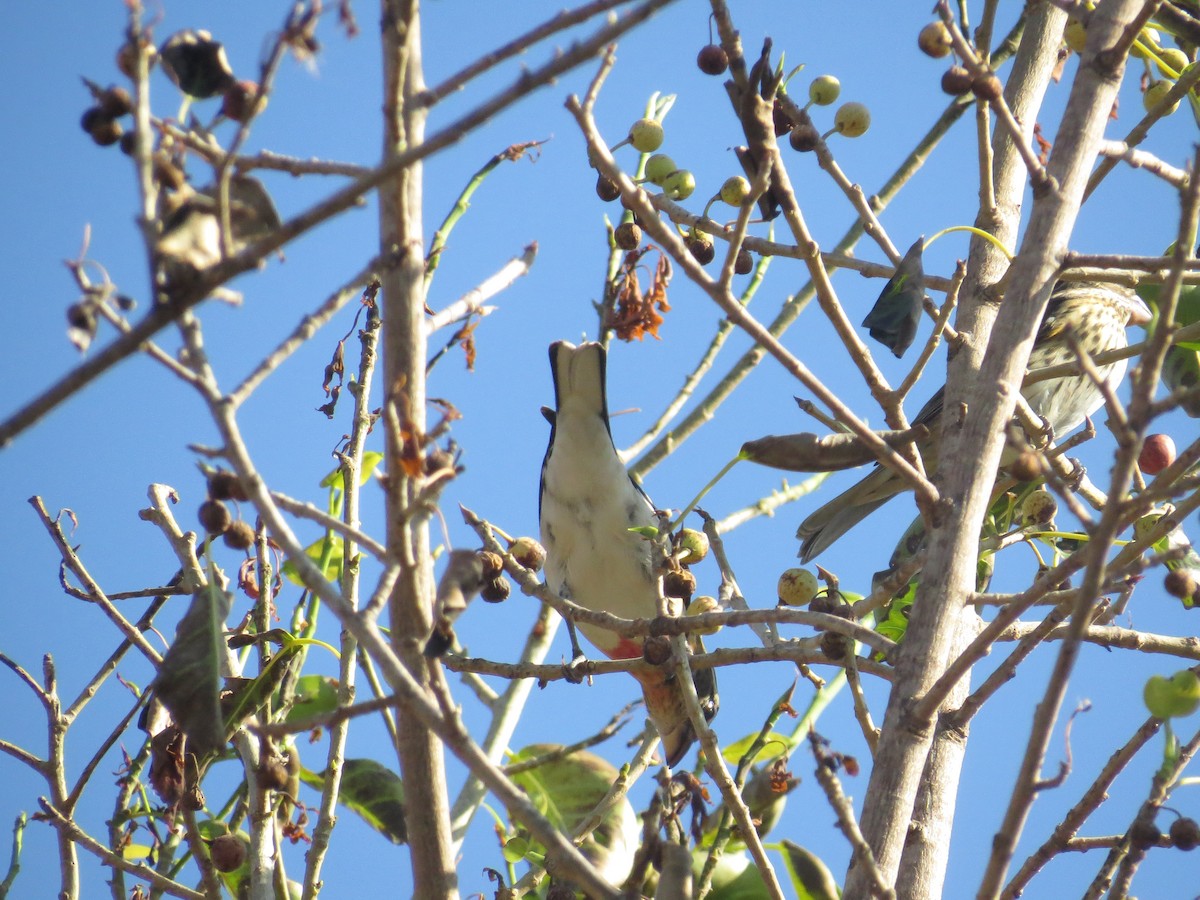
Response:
[[697, 44, 729, 76], [81, 107, 119, 144], [481, 576, 511, 603], [777, 568, 819, 607], [257, 756, 290, 791], [662, 169, 696, 200], [833, 102, 870, 137], [614, 221, 642, 250], [642, 634, 672, 666], [99, 86, 133, 118], [941, 65, 973, 95], [1170, 817, 1200, 851], [1009, 450, 1042, 482], [476, 550, 504, 579], [1144, 80, 1180, 115], [734, 248, 754, 275], [1165, 568, 1198, 600], [687, 595, 722, 636], [1018, 489, 1057, 528], [1143, 670, 1200, 719], [220, 80, 263, 124], [596, 173, 620, 202], [687, 235, 715, 265], [971, 72, 1004, 102], [198, 499, 232, 535], [820, 630, 849, 660], [643, 153, 676, 185], [208, 469, 247, 502], [663, 568, 697, 600], [720, 175, 751, 206], [117, 39, 158, 79], [628, 118, 664, 153], [223, 520, 256, 550], [1157, 47, 1191, 77], [675, 529, 709, 565], [808, 75, 841, 107], [918, 21, 953, 58], [509, 536, 546, 571], [119, 131, 138, 156], [789, 123, 820, 152], [1063, 20, 1087, 54], [209, 834, 248, 873], [1139, 434, 1176, 475]]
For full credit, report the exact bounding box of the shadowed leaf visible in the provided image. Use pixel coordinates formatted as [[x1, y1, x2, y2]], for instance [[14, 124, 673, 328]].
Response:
[[301, 759, 407, 844], [152, 572, 232, 758]]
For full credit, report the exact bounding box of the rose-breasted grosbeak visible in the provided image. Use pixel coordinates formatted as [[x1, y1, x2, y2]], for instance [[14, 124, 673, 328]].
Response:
[[539, 341, 718, 766]]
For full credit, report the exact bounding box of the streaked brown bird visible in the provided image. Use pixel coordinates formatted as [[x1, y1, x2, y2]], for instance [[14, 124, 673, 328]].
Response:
[[797, 280, 1152, 562]]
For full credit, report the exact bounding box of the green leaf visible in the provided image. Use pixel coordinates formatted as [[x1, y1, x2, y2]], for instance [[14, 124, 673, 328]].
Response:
[[287, 674, 340, 723], [320, 451, 384, 490], [152, 570, 232, 757], [779, 840, 840, 900], [721, 731, 793, 767], [282, 534, 344, 587], [508, 744, 638, 884], [300, 759, 407, 844]]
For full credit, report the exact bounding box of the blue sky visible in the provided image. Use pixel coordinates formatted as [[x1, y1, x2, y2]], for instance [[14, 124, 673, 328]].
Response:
[[3, 1, 1199, 897]]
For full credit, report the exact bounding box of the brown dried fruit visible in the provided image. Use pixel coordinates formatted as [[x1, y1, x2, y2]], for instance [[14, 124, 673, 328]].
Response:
[[223, 520, 256, 550], [614, 221, 642, 251], [481, 576, 511, 603], [476, 550, 504, 580], [198, 499, 232, 534], [509, 537, 546, 571], [209, 834, 247, 872], [687, 235, 715, 264], [663, 569, 697, 600], [734, 248, 754, 275], [208, 469, 248, 502], [596, 173, 621, 202], [941, 65, 973, 96], [696, 44, 729, 76]]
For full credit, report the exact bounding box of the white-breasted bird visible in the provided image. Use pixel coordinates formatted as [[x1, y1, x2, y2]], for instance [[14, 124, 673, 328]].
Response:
[[539, 341, 718, 766]]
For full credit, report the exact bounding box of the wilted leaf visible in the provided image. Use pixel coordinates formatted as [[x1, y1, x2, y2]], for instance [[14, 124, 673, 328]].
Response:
[[862, 236, 926, 358], [300, 759, 407, 844], [152, 574, 232, 758]]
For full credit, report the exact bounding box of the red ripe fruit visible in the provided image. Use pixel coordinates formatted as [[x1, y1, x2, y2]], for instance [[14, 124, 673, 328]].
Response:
[[1139, 433, 1176, 475]]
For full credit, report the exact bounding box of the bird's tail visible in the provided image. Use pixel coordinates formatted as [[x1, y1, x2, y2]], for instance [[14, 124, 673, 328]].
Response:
[[796, 473, 893, 563], [550, 341, 608, 423]]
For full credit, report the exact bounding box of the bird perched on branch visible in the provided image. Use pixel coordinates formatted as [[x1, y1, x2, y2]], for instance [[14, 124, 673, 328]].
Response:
[[797, 280, 1152, 562], [539, 341, 718, 766]]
